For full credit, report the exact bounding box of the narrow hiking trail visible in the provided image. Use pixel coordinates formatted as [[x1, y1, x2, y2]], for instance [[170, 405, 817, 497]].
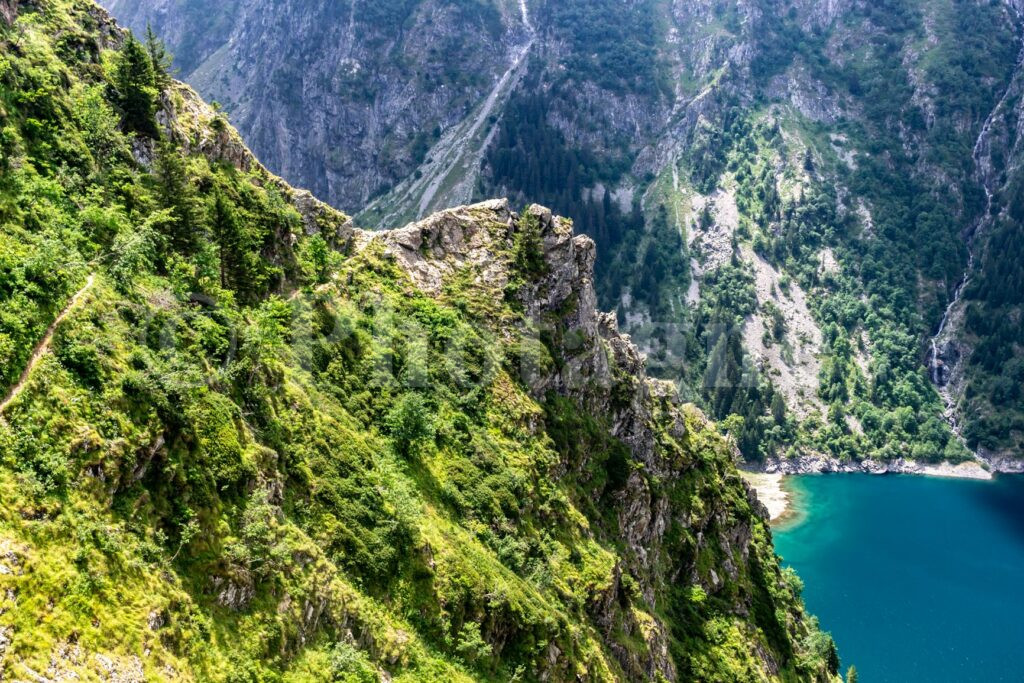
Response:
[[0, 274, 96, 419]]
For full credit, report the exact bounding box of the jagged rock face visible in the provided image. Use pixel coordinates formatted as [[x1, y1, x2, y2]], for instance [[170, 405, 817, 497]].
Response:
[[104, 0, 524, 213], [369, 200, 655, 462], [369, 198, 517, 296], [364, 201, 808, 680]]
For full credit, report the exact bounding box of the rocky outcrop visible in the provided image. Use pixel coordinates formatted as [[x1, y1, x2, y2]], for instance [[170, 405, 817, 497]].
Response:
[[0, 0, 16, 25], [362, 200, 819, 681], [370, 199, 516, 296], [980, 451, 1024, 473]]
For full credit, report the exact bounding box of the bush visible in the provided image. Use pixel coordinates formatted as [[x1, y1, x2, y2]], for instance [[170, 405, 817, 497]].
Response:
[[329, 643, 377, 683], [386, 392, 435, 457], [54, 330, 102, 389], [455, 621, 493, 664]]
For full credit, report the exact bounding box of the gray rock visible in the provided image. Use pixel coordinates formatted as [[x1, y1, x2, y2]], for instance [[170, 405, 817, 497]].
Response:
[[0, 0, 16, 25]]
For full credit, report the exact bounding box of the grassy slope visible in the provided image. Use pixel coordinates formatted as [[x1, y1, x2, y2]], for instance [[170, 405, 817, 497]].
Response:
[[0, 1, 838, 681]]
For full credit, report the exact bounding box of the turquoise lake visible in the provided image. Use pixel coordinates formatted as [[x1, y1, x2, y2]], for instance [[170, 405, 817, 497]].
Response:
[[773, 474, 1024, 682]]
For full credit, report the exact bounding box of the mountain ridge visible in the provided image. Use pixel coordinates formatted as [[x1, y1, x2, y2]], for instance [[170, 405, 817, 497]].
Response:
[[105, 0, 1024, 463], [0, 1, 840, 680]]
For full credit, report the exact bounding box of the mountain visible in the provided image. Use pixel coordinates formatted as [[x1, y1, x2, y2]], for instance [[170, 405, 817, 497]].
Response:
[[0, 1, 839, 680], [106, 0, 1024, 465], [104, 0, 531, 214]]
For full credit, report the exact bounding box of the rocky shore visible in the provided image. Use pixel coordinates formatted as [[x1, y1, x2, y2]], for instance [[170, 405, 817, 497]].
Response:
[[744, 452, 1024, 522], [760, 454, 994, 479], [977, 450, 1024, 474], [760, 449, 1024, 478]]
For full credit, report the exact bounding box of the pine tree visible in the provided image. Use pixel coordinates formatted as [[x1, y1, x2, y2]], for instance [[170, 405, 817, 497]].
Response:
[[771, 391, 787, 424], [846, 665, 858, 683], [115, 35, 159, 137], [155, 141, 198, 253], [145, 24, 174, 89], [210, 190, 239, 289]]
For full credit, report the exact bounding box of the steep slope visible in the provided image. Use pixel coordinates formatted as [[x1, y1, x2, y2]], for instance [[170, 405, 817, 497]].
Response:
[[0, 1, 839, 681], [932, 38, 1024, 460], [635, 0, 1024, 467], [104, 0, 1024, 466], [104, 0, 530, 214]]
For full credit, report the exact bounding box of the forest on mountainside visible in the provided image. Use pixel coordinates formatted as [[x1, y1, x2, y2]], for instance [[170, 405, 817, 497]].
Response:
[[102, 0, 1024, 460], [0, 2, 841, 680]]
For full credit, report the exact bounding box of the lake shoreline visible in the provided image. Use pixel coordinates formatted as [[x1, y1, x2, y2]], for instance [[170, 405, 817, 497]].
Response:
[[771, 474, 1024, 682], [759, 451, 1024, 478], [740, 471, 792, 522], [743, 455, 1023, 523]]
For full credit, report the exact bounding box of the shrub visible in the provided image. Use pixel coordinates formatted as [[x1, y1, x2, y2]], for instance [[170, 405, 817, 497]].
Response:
[[386, 392, 435, 457]]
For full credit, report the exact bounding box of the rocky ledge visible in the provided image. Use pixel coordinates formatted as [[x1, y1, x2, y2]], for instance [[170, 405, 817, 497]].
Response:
[[355, 199, 831, 680], [758, 452, 1024, 480]]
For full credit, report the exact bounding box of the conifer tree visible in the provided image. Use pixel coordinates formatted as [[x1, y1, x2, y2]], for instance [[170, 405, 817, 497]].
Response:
[[771, 391, 787, 424], [145, 24, 174, 89], [115, 35, 159, 137], [210, 190, 240, 289], [155, 141, 198, 253]]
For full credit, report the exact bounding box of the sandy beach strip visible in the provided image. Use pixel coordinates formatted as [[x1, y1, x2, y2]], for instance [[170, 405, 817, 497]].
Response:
[[917, 460, 993, 480], [741, 471, 790, 522], [741, 459, 994, 525]]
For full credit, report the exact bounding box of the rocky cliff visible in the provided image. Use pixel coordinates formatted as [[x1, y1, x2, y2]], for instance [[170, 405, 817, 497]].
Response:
[[105, 0, 529, 214], [104, 0, 1024, 463], [0, 1, 839, 680], [361, 199, 837, 680]]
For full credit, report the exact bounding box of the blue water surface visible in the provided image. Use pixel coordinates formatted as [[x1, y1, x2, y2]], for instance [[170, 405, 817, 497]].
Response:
[[773, 474, 1024, 682]]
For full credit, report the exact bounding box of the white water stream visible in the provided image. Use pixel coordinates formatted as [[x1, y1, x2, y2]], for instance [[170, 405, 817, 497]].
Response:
[[928, 15, 1024, 437]]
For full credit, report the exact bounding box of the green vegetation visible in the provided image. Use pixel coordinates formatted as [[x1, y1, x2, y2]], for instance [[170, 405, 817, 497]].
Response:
[[694, 104, 977, 462], [0, 2, 837, 681], [741, 0, 1020, 458], [695, 261, 791, 460], [537, 0, 663, 96], [113, 35, 159, 137], [962, 188, 1024, 451]]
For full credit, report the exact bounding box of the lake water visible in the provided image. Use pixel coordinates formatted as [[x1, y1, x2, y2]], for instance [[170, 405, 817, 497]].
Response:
[[773, 474, 1024, 682]]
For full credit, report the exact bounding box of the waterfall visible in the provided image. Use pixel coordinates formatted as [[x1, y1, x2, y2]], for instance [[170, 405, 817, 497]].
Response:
[[519, 0, 534, 34], [928, 10, 1024, 437]]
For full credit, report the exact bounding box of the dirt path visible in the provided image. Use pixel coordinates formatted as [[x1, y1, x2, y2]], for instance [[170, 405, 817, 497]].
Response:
[[0, 274, 95, 419]]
